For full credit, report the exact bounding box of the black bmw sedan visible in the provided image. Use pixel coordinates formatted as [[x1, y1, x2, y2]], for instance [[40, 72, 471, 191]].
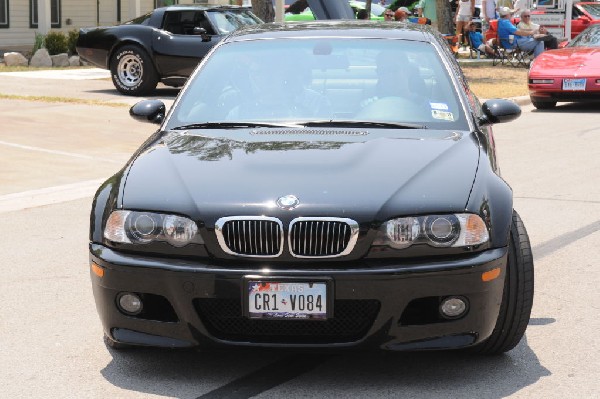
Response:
[[89, 21, 534, 354]]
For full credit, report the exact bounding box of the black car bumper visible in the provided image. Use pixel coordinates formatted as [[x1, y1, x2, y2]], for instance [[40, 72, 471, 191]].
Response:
[[89, 243, 507, 351]]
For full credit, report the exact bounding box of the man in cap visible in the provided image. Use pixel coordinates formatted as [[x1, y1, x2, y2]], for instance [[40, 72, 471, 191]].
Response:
[[497, 6, 544, 58]]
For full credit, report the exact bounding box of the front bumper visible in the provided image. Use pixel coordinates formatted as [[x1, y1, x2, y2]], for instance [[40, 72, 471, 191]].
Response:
[[89, 243, 507, 351]]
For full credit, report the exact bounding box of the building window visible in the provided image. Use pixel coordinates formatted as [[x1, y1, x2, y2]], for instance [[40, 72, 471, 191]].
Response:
[[0, 0, 9, 29], [155, 0, 179, 7], [30, 0, 61, 29]]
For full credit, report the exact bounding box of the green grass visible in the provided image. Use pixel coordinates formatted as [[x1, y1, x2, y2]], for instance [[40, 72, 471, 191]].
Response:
[[462, 65, 529, 99]]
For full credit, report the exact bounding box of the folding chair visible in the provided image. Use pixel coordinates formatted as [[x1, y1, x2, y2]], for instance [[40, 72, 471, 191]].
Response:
[[466, 32, 483, 60], [497, 35, 533, 68]]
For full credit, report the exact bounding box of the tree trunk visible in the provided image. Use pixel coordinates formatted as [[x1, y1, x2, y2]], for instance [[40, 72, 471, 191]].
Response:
[[251, 0, 276, 23], [436, 0, 454, 35]]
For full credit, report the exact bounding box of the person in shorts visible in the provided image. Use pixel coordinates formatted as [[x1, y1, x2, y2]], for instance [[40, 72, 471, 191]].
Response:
[[455, 0, 475, 46], [467, 22, 496, 56]]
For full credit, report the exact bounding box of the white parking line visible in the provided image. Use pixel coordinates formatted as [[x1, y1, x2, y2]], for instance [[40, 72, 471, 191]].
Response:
[[0, 179, 107, 213], [0, 140, 123, 163]]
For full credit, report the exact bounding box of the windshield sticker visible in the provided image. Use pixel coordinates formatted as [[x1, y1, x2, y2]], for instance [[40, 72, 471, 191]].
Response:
[[430, 102, 449, 111], [432, 110, 455, 121]]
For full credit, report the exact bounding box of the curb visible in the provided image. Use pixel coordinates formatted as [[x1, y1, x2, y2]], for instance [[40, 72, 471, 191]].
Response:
[[480, 95, 531, 107], [508, 95, 531, 106]]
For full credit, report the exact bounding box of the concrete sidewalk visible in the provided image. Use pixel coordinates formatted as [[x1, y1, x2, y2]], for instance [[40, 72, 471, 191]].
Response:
[[0, 68, 177, 107]]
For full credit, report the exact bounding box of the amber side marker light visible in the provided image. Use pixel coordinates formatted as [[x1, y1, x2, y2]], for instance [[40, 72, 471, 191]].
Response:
[[482, 267, 501, 282], [91, 262, 105, 278]]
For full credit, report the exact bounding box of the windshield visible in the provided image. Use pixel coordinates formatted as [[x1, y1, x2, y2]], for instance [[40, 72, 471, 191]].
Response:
[[569, 24, 600, 47], [579, 3, 600, 19], [167, 38, 468, 131], [206, 10, 262, 34]]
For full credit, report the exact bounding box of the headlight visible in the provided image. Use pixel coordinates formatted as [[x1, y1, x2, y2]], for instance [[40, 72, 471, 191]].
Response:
[[373, 213, 489, 249], [104, 210, 200, 247]]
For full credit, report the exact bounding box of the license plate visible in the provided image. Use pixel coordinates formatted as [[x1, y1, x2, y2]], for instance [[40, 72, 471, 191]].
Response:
[[247, 280, 328, 320], [562, 78, 586, 91]]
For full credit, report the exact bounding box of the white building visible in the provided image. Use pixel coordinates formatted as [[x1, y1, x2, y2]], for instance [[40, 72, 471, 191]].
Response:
[[0, 0, 233, 51]]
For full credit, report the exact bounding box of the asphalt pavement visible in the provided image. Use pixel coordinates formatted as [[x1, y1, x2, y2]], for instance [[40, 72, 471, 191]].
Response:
[[0, 66, 599, 399]]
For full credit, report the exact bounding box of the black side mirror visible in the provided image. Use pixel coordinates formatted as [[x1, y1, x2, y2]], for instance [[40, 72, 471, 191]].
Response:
[[478, 99, 521, 126], [193, 27, 211, 42], [130, 100, 166, 124]]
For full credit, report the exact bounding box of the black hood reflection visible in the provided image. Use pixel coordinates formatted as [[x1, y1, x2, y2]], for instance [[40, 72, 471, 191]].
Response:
[[122, 129, 478, 223], [164, 133, 347, 161]]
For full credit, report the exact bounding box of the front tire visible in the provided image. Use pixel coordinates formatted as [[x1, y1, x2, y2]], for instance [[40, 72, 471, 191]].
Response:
[[475, 210, 534, 355], [110, 45, 158, 96]]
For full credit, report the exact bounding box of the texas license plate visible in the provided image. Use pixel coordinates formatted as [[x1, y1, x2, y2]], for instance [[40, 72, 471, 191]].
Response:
[[562, 78, 586, 91], [247, 280, 328, 320]]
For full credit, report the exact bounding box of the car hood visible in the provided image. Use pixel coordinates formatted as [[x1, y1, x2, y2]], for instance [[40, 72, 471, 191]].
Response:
[[307, 0, 355, 20], [530, 47, 600, 75], [122, 130, 480, 224]]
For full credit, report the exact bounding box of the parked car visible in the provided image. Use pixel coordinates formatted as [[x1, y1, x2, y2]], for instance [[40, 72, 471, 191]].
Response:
[[528, 23, 600, 109], [76, 4, 262, 95], [90, 20, 533, 354]]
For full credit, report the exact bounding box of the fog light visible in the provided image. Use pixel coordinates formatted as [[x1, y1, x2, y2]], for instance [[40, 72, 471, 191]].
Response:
[[117, 293, 143, 315], [440, 296, 468, 319]]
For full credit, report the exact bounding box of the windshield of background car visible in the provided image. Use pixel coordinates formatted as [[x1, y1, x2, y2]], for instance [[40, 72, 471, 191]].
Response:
[[569, 24, 600, 47], [579, 3, 600, 18], [167, 38, 469, 131], [206, 10, 262, 34]]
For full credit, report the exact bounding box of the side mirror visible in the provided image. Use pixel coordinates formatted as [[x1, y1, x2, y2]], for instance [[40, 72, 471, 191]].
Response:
[[478, 99, 521, 126], [193, 27, 211, 42], [192, 26, 206, 35], [130, 100, 166, 124]]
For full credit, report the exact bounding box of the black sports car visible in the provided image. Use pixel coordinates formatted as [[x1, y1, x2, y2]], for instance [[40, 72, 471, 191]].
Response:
[[76, 4, 262, 95], [89, 21, 534, 354]]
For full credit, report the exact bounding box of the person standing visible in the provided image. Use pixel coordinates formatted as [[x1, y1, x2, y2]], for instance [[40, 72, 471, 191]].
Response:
[[456, 0, 475, 46], [512, 0, 527, 17], [415, 0, 438, 30], [481, 0, 497, 33]]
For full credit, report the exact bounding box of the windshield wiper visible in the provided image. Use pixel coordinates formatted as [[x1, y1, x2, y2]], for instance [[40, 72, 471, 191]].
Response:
[[171, 121, 302, 130], [302, 120, 427, 129]]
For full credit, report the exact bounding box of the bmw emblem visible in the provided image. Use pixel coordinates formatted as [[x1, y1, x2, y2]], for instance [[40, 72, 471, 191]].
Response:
[[276, 195, 300, 210]]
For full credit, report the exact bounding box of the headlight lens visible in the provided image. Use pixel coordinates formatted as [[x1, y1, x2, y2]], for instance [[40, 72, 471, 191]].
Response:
[[104, 210, 200, 247], [373, 213, 489, 249]]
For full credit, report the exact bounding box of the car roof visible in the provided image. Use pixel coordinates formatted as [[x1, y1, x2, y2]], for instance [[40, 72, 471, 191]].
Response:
[[158, 4, 251, 12], [225, 20, 439, 43]]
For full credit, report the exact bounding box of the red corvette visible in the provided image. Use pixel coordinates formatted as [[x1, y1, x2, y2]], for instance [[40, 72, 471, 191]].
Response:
[[528, 24, 600, 109]]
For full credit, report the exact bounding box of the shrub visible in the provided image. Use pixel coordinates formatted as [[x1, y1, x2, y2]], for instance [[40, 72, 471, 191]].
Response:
[[32, 33, 45, 54], [67, 29, 79, 55], [44, 31, 68, 55]]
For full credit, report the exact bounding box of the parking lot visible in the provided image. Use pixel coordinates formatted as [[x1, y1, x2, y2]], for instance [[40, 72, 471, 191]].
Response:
[[0, 69, 599, 398]]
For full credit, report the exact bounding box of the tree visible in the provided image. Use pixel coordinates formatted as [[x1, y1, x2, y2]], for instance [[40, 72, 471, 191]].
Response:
[[251, 0, 276, 23], [436, 0, 454, 35]]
